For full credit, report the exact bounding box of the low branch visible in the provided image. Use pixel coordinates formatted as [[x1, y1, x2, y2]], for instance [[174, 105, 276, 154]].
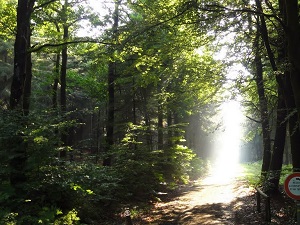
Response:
[[246, 115, 261, 123], [29, 38, 115, 53]]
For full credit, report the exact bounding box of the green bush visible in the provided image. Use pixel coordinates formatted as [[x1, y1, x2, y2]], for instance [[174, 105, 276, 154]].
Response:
[[0, 212, 18, 225], [53, 209, 80, 225]]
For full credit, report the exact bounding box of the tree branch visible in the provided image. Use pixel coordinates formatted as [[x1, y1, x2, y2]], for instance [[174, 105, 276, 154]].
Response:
[[29, 38, 115, 53], [33, 0, 57, 11], [246, 115, 261, 123]]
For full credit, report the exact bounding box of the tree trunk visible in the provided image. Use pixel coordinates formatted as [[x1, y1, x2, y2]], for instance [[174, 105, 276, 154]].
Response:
[[141, 87, 153, 149], [280, 0, 300, 171], [157, 85, 164, 150], [253, 31, 272, 178], [167, 109, 173, 148], [246, 12, 272, 175], [255, 0, 277, 71], [52, 53, 60, 109], [284, 73, 300, 171], [284, 0, 300, 131], [289, 110, 300, 171], [131, 76, 137, 124], [59, 24, 69, 158], [256, 1, 288, 191], [103, 0, 120, 166], [268, 87, 287, 193], [158, 104, 164, 150], [23, 34, 32, 116], [103, 60, 115, 166], [9, 0, 35, 199], [10, 1, 31, 109], [60, 25, 68, 113]]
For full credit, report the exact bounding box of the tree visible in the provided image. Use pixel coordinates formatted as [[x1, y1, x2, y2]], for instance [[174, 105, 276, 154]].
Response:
[[9, 0, 36, 201], [102, 0, 120, 166], [281, 0, 300, 171]]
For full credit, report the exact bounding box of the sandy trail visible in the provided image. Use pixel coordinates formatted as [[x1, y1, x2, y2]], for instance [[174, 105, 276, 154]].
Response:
[[142, 164, 253, 225]]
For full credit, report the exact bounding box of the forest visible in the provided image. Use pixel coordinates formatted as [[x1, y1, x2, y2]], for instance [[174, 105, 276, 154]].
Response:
[[1, 0, 300, 224]]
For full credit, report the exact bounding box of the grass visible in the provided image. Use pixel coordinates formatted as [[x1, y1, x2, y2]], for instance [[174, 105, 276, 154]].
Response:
[[240, 161, 293, 187], [240, 161, 262, 186]]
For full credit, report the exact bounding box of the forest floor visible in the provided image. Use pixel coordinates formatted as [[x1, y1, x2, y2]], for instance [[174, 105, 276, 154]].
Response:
[[125, 164, 296, 225]]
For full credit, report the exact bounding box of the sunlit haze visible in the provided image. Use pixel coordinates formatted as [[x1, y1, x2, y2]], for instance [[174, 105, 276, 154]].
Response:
[[206, 100, 244, 185]]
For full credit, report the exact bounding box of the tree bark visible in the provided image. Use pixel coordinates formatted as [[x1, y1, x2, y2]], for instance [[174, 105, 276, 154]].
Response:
[[289, 109, 300, 171], [59, 24, 69, 158], [9, 0, 35, 198], [23, 34, 32, 116], [255, 0, 277, 71], [10, 0, 32, 109], [167, 109, 173, 148], [158, 104, 164, 150], [60, 25, 68, 113], [284, 0, 300, 131], [280, 0, 300, 171], [157, 85, 164, 150], [52, 53, 60, 109], [253, 30, 272, 178], [256, 1, 289, 191], [103, 60, 115, 166], [103, 0, 120, 166], [268, 87, 287, 193]]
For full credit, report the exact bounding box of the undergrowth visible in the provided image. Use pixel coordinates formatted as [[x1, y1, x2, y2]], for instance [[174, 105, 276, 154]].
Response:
[[241, 161, 293, 187]]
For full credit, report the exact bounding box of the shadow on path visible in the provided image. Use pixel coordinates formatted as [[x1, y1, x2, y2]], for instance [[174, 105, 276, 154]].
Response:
[[137, 177, 254, 225]]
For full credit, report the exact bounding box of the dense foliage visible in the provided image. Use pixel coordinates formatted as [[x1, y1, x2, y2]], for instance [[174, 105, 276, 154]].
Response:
[[1, 0, 300, 223]]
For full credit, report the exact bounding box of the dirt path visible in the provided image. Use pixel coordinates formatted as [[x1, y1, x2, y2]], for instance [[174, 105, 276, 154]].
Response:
[[140, 164, 254, 225]]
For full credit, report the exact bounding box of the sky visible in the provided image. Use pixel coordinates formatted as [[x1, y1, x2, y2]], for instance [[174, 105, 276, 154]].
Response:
[[77, 0, 112, 37]]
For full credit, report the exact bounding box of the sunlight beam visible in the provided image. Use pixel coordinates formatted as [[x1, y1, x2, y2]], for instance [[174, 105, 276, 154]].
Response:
[[208, 100, 244, 184]]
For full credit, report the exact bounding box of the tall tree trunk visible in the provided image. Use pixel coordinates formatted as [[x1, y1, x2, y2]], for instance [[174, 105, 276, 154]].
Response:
[[52, 22, 61, 109], [132, 77, 137, 151], [158, 104, 164, 150], [10, 1, 31, 109], [246, 11, 271, 168], [52, 53, 60, 109], [280, 0, 300, 171], [103, 60, 115, 166], [59, 24, 69, 158], [283, 71, 300, 171], [60, 25, 68, 113], [268, 87, 287, 193], [284, 0, 300, 131], [103, 0, 120, 166], [132, 77, 137, 124], [141, 87, 153, 149], [157, 85, 164, 150], [256, 1, 289, 191], [289, 109, 300, 171], [23, 32, 32, 116], [167, 109, 173, 148], [253, 31, 272, 178], [255, 0, 277, 71], [9, 0, 35, 199]]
